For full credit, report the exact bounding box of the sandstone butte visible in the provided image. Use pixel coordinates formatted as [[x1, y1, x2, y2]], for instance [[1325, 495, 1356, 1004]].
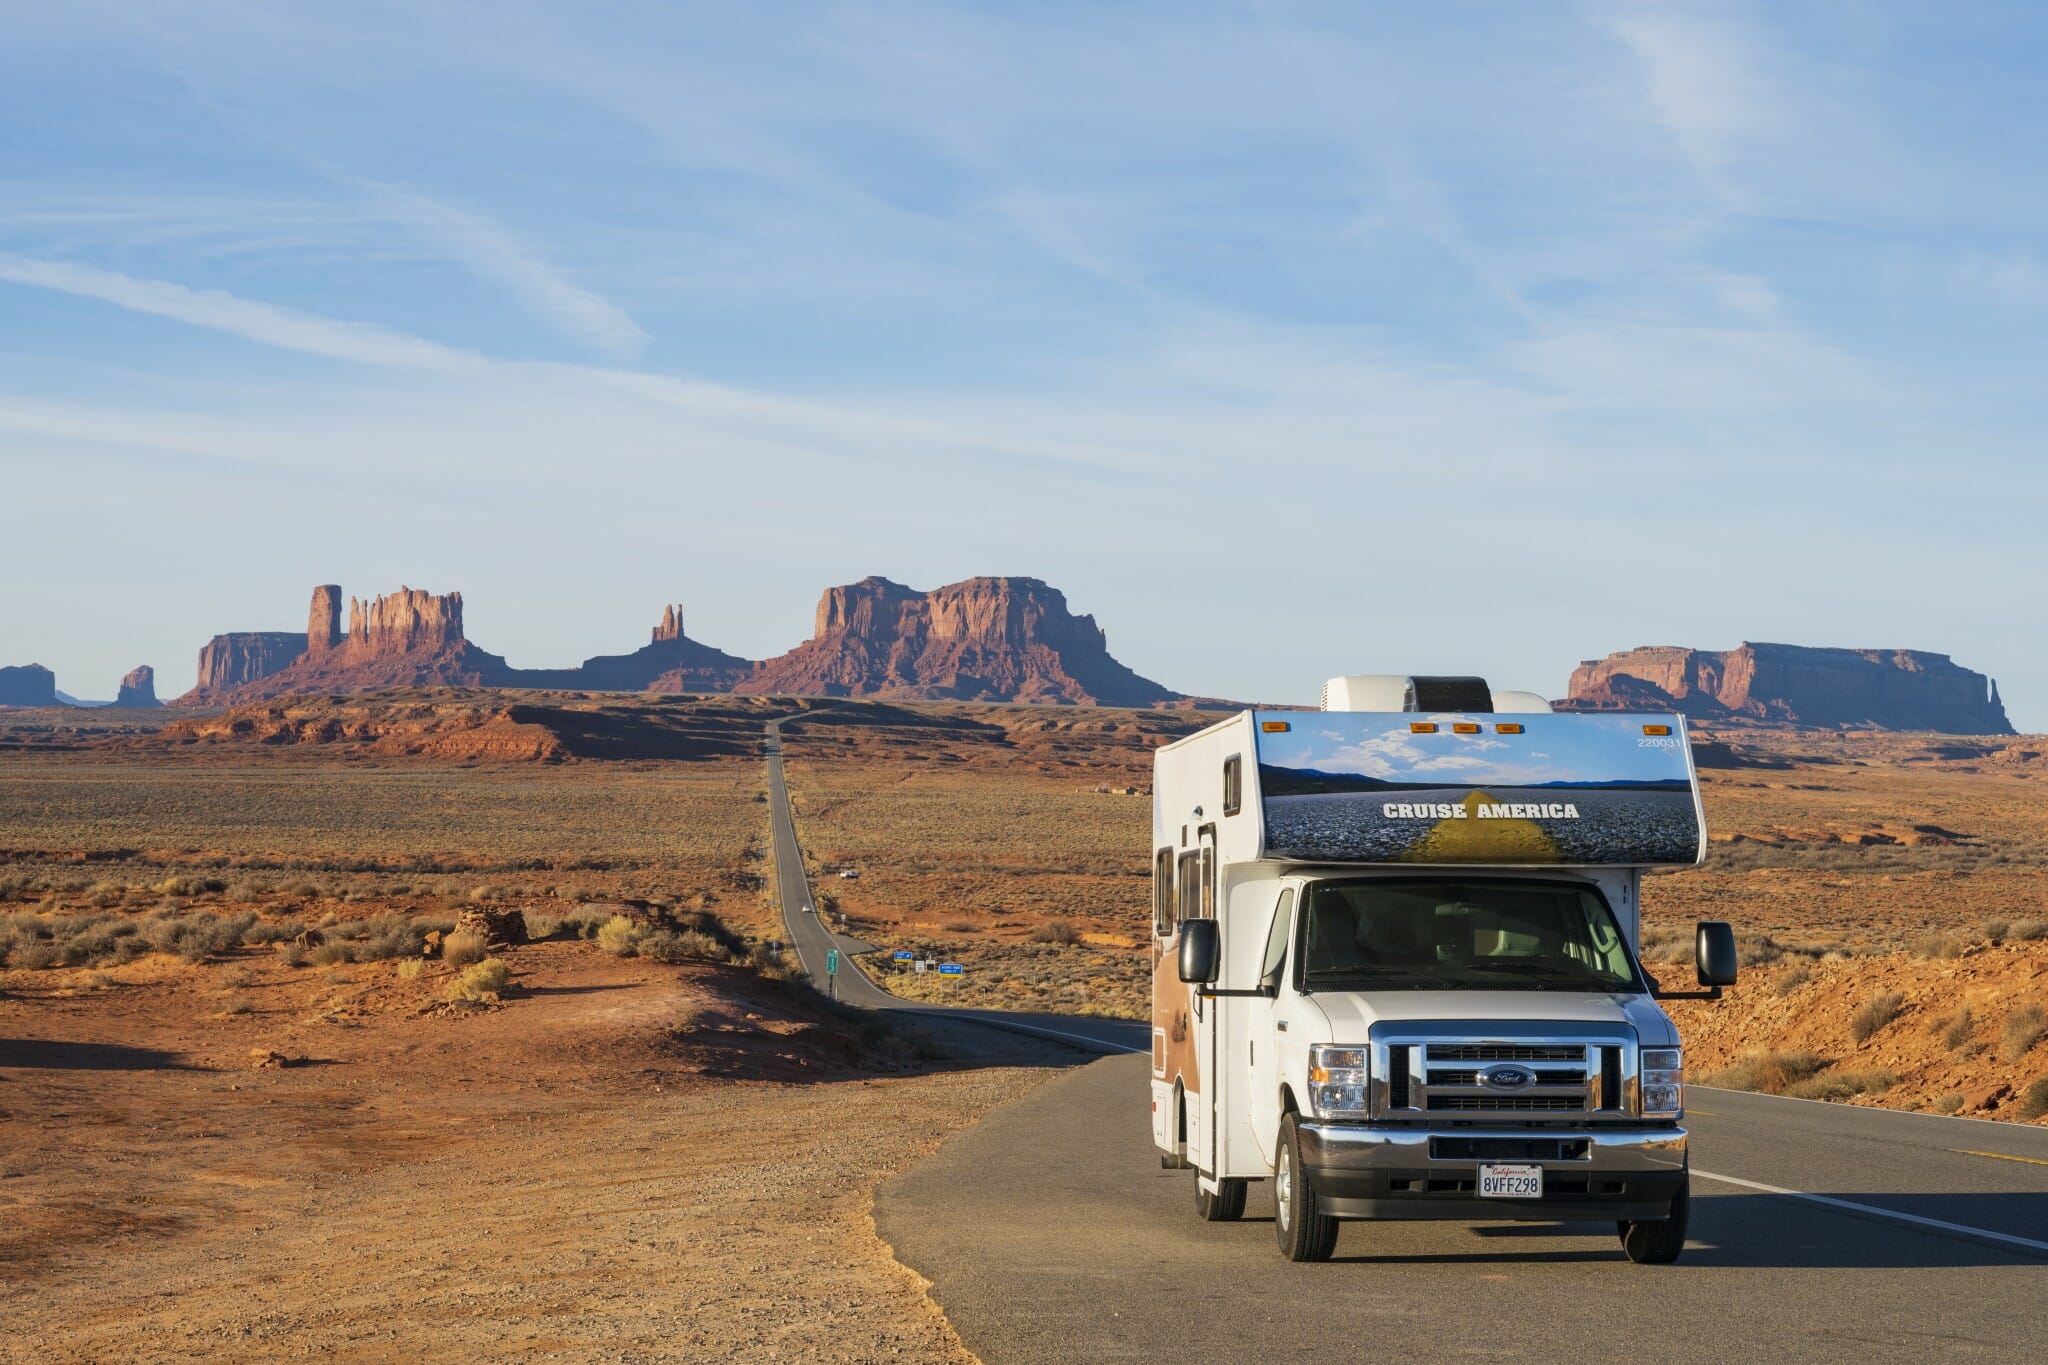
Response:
[[1560, 643, 2013, 735], [114, 665, 160, 709]]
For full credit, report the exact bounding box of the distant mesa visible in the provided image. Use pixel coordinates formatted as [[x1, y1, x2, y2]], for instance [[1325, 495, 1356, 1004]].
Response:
[[175, 576, 1176, 708], [115, 665, 161, 709], [733, 576, 1176, 706], [0, 663, 58, 708], [1559, 643, 2013, 735]]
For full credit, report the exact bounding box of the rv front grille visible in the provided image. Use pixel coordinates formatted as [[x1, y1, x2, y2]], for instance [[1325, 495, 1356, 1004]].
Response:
[[1425, 1068, 1586, 1088], [1427, 1044, 1583, 1063], [1428, 1095, 1584, 1113]]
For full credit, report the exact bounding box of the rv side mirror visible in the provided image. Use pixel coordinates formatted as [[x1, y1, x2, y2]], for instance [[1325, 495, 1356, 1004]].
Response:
[[1695, 921, 1738, 987], [1178, 919, 1220, 984]]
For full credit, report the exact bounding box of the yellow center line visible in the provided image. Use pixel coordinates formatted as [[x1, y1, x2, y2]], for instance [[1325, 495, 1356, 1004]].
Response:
[[1687, 1108, 1717, 1117], [1950, 1147, 2048, 1168]]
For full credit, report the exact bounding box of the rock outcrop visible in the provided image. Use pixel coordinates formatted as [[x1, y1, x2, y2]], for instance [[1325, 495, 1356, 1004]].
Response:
[[186, 585, 514, 702], [0, 663, 59, 708], [734, 576, 1178, 706], [1561, 643, 2013, 734], [518, 604, 755, 694], [115, 666, 160, 708], [192, 631, 307, 694]]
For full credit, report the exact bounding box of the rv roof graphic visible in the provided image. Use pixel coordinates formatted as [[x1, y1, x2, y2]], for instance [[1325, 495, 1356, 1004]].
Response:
[[1252, 712, 1702, 867]]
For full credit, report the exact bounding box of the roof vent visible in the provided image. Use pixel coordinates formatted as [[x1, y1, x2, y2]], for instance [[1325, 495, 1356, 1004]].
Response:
[[1403, 676, 1493, 713]]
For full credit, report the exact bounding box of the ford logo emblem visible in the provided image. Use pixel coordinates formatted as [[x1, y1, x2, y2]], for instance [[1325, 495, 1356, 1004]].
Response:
[[1479, 1063, 1537, 1092]]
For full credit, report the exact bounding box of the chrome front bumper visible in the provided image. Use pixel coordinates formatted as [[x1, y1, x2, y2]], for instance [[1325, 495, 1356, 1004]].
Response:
[[1297, 1121, 1688, 1222]]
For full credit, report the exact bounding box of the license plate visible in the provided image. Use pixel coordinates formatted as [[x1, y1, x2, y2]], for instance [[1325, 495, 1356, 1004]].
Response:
[[1479, 1164, 1542, 1199]]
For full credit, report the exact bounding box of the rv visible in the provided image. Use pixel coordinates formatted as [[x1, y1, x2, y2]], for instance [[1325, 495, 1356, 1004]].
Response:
[[1149, 675, 1735, 1264]]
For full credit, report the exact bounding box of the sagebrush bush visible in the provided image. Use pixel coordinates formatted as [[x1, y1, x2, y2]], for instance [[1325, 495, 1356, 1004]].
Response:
[[441, 930, 488, 967], [396, 957, 424, 981], [275, 942, 308, 968], [2018, 1076, 2048, 1121], [311, 941, 350, 967], [2001, 1003, 2047, 1063], [1849, 990, 1907, 1043], [1031, 919, 1081, 946], [2011, 919, 2048, 942], [1939, 1006, 1976, 1050], [1908, 933, 1970, 960], [445, 958, 511, 1002], [1931, 1092, 1965, 1114], [1787, 1068, 1898, 1101], [1774, 963, 1811, 997], [596, 914, 642, 957]]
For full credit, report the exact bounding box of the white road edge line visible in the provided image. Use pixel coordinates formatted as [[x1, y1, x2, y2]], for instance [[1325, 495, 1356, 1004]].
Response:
[[1693, 1169, 2048, 1256]]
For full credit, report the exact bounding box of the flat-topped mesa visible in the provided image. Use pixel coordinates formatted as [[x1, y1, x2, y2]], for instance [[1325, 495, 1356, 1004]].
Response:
[[346, 587, 465, 658], [115, 665, 160, 708], [0, 663, 59, 707], [740, 575, 1177, 706], [191, 632, 308, 694], [1561, 642, 2013, 735]]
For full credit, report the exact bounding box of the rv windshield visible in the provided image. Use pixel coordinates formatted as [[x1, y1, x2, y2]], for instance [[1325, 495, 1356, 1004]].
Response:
[[1297, 877, 1640, 993]]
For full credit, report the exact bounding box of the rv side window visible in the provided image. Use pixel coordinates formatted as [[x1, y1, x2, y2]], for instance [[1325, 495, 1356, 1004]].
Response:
[[1259, 888, 1295, 991], [1152, 849, 1175, 937], [1222, 756, 1242, 816], [1178, 851, 1203, 924]]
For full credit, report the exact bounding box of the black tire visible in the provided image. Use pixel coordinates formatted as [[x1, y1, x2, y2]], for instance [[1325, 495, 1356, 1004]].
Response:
[[1274, 1113, 1339, 1262], [1196, 1176, 1247, 1222], [1621, 1175, 1690, 1265]]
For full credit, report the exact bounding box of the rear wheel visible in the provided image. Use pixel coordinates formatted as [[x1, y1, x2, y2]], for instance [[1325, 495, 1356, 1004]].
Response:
[[1196, 1176, 1247, 1222], [1621, 1176, 1690, 1265], [1274, 1113, 1338, 1262]]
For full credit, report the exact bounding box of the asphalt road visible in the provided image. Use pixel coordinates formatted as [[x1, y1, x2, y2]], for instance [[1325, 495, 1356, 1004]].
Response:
[[877, 1054, 2048, 1363], [764, 717, 1145, 1056], [766, 717, 2048, 1360]]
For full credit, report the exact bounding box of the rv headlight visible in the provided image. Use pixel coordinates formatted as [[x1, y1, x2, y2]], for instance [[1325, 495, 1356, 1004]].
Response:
[[1308, 1045, 1370, 1118], [1641, 1047, 1684, 1117]]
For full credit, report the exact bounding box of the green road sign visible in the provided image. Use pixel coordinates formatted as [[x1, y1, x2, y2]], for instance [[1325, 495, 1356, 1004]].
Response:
[[826, 948, 840, 975]]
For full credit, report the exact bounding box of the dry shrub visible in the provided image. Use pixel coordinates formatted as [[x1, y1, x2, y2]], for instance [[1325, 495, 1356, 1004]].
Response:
[[1931, 1092, 1965, 1114], [11, 940, 60, 969], [2009, 918, 2048, 942], [445, 958, 511, 1002], [1774, 963, 1811, 997], [1908, 933, 1970, 960], [1849, 990, 1907, 1043], [1979, 919, 2010, 944], [667, 1005, 704, 1036], [441, 930, 488, 967], [396, 957, 425, 981], [215, 993, 253, 1017], [311, 941, 350, 967], [596, 914, 642, 957], [1788, 1068, 1898, 1101], [2019, 1077, 2048, 1121], [1031, 919, 1081, 946], [1939, 1006, 1976, 1050], [275, 942, 308, 968], [943, 919, 977, 933], [2000, 1003, 2048, 1063], [1701, 1050, 1828, 1095]]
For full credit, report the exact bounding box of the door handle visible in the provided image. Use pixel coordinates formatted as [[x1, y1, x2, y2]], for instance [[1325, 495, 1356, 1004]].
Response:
[[1276, 1020, 1288, 1032]]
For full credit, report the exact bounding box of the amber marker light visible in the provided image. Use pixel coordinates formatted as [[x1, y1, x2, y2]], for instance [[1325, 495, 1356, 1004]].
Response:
[[1452, 722, 1481, 734], [1410, 722, 1438, 734], [1642, 724, 1673, 736], [1261, 720, 1291, 733], [1495, 723, 1525, 735]]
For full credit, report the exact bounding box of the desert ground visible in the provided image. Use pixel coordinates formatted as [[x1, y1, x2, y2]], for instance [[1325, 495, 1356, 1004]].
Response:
[[2, 693, 2046, 1359]]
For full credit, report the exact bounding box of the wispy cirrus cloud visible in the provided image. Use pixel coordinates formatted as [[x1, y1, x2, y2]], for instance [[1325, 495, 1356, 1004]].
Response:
[[0, 252, 481, 372]]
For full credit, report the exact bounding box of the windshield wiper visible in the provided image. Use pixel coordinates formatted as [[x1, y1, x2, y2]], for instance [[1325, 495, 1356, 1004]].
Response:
[[1460, 961, 1625, 988]]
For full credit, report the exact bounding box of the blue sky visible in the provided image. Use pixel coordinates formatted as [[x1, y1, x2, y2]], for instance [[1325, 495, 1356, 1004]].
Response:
[[0, 2, 2042, 725], [1260, 714, 1693, 787]]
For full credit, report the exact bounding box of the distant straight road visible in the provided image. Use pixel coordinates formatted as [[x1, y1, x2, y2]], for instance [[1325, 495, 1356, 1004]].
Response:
[[766, 716, 2048, 1361], [763, 717, 1144, 1056]]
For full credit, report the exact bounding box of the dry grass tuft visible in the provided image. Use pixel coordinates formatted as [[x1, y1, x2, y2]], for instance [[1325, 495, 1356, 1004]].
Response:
[[1774, 963, 1811, 997], [2018, 1077, 2048, 1121], [2009, 918, 2048, 942], [1030, 919, 1081, 946], [1938, 1006, 1977, 1050], [1787, 1068, 1899, 1101], [396, 957, 425, 981], [1701, 1050, 1829, 1095], [1849, 990, 1907, 1043], [2000, 1003, 2047, 1063]]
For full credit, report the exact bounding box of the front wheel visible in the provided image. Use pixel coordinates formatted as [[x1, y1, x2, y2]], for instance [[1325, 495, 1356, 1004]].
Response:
[[1621, 1175, 1690, 1265], [1274, 1113, 1338, 1262], [1195, 1176, 1247, 1222]]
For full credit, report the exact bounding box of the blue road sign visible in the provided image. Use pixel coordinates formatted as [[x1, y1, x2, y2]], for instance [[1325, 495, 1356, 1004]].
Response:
[[938, 962, 964, 976], [826, 948, 840, 975], [892, 949, 915, 961]]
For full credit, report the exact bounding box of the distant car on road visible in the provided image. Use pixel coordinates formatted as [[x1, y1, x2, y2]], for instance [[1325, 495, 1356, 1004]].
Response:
[[802, 903, 814, 914], [838, 869, 860, 880]]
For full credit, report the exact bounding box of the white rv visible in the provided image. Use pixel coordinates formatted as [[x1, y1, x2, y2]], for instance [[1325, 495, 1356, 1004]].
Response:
[[1148, 675, 1735, 1264]]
